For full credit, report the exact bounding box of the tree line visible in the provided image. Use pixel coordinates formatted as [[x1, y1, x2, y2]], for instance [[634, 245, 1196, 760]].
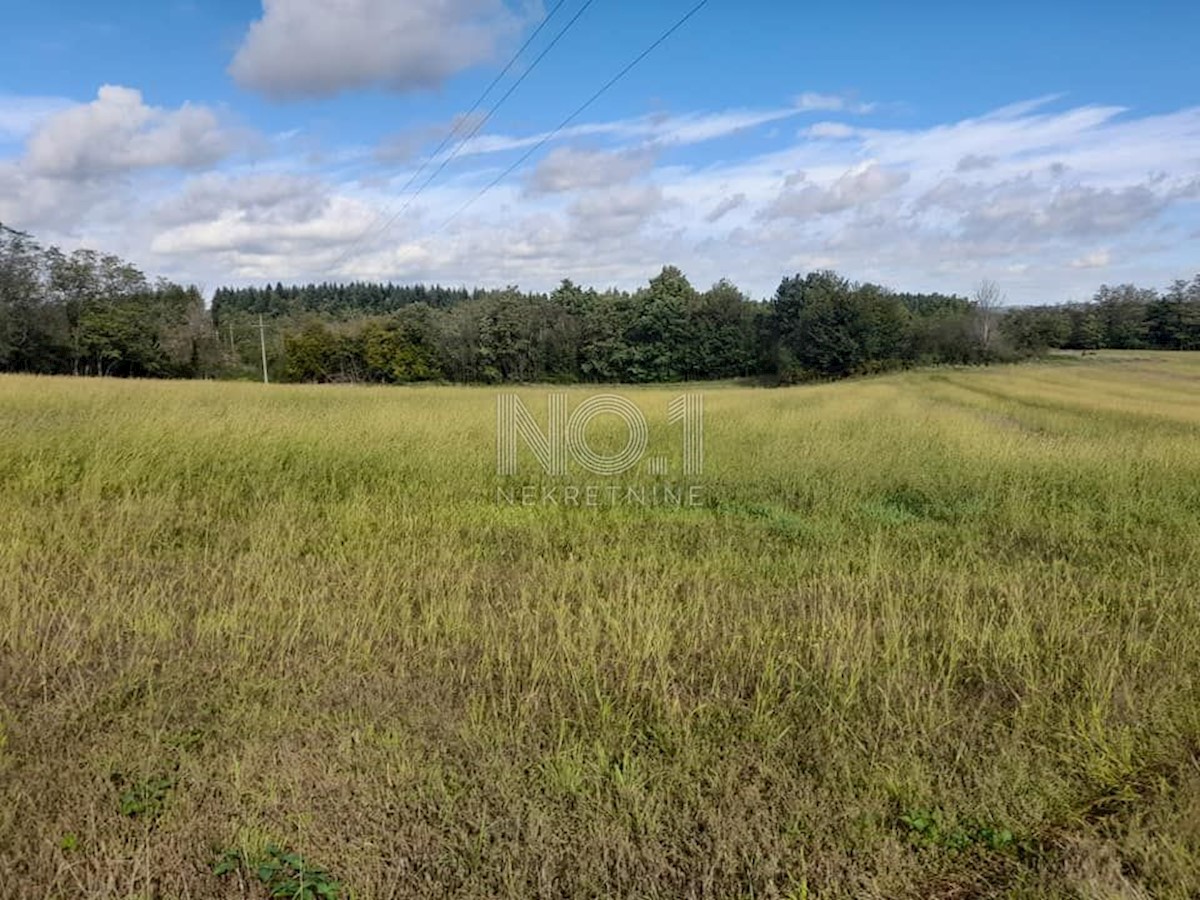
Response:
[[217, 269, 991, 384], [1003, 280, 1200, 352], [4, 223, 1200, 384]]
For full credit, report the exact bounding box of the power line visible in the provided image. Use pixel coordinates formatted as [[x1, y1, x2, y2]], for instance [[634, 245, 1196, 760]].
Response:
[[436, 0, 710, 234], [324, 0, 571, 277], [353, 0, 598, 258], [326, 0, 596, 277]]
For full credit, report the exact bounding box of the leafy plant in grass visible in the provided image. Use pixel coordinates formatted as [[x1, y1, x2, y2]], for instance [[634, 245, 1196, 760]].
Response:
[[214, 845, 342, 899], [115, 774, 175, 820], [899, 807, 1016, 854]]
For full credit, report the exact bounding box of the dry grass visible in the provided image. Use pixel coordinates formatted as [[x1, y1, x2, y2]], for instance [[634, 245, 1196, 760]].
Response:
[[2, 351, 1200, 897]]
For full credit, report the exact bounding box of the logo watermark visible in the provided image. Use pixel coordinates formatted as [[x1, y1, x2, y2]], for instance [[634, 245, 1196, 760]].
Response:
[[495, 393, 705, 507]]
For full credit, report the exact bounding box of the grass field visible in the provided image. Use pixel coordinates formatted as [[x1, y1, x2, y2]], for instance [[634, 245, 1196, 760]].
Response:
[[2, 352, 1200, 898]]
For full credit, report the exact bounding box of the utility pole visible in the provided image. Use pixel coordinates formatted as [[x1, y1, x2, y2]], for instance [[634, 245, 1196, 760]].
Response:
[[257, 314, 269, 384]]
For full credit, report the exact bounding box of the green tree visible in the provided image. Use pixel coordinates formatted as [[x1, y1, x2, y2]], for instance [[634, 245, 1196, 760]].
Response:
[[685, 280, 760, 379], [1094, 284, 1153, 348], [1066, 304, 1105, 350], [1147, 277, 1200, 350], [283, 320, 345, 382], [623, 266, 697, 382], [360, 309, 442, 383]]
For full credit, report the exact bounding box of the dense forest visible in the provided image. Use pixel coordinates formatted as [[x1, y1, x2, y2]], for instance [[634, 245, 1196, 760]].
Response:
[[3, 223, 1199, 384]]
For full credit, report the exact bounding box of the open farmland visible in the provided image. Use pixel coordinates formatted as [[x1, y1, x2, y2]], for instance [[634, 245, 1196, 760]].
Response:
[[2, 352, 1200, 897]]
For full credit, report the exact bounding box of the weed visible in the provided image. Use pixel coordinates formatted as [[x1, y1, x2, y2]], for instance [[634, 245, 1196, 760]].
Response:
[[114, 774, 175, 820], [898, 807, 1016, 853], [214, 846, 341, 899]]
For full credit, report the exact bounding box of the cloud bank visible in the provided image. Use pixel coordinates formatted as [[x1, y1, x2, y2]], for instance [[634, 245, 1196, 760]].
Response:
[[4, 90, 1199, 304]]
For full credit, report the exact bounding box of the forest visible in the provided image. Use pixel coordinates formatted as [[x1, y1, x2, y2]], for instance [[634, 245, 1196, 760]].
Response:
[[3, 222, 1199, 384]]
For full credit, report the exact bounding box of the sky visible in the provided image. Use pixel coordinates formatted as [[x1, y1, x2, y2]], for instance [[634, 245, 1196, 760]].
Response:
[[1, 0, 1198, 304]]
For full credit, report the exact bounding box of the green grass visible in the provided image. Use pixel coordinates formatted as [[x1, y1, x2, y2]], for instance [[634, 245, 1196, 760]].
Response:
[[2, 352, 1200, 897]]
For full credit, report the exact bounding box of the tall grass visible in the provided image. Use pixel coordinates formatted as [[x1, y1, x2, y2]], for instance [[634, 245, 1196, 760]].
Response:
[[2, 352, 1199, 897]]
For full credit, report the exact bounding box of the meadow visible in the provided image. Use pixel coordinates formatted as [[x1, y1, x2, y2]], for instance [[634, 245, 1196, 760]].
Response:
[[2, 352, 1200, 898]]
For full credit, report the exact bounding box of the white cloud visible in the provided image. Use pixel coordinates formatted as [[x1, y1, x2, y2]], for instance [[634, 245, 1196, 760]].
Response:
[[229, 0, 530, 100], [443, 107, 806, 161], [956, 154, 996, 173], [795, 92, 876, 114], [154, 171, 332, 228], [25, 86, 235, 179], [705, 193, 746, 223], [762, 163, 910, 220], [11, 94, 1200, 305], [0, 160, 117, 231], [567, 185, 667, 240], [918, 175, 1198, 242], [150, 173, 375, 266], [0, 86, 242, 245], [805, 122, 857, 140], [525, 147, 654, 194]]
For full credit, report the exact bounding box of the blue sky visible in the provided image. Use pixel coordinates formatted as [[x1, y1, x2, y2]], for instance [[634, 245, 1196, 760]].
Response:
[[1, 0, 1198, 302]]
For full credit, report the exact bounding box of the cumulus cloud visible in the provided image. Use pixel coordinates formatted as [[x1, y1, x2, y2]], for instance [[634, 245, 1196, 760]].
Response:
[[567, 185, 667, 241], [0, 87, 241, 237], [525, 147, 655, 195], [0, 161, 116, 231], [154, 172, 332, 229], [229, 0, 529, 100], [151, 173, 371, 255], [761, 163, 910, 219], [25, 86, 234, 179], [1025, 184, 1169, 237], [938, 179, 1180, 240]]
